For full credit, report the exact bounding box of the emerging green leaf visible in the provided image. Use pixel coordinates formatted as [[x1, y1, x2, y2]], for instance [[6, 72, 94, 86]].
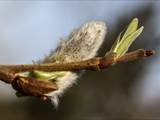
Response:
[[111, 18, 144, 58]]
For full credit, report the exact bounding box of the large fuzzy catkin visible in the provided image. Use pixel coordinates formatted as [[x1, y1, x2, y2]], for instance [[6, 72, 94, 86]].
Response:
[[43, 21, 107, 107]]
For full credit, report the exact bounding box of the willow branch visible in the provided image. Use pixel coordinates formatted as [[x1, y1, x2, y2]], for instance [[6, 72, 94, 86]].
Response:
[[0, 49, 155, 100], [0, 49, 155, 84]]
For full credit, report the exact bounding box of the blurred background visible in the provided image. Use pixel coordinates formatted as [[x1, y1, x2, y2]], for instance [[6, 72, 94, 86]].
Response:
[[0, 1, 159, 120]]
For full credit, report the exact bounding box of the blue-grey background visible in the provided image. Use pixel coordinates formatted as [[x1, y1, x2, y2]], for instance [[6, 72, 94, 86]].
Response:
[[0, 1, 159, 120]]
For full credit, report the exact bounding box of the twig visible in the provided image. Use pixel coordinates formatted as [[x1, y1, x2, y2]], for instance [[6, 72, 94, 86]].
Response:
[[0, 49, 154, 73], [0, 49, 155, 100]]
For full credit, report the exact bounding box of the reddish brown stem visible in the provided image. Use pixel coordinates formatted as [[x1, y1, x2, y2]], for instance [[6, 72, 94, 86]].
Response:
[[0, 49, 155, 100], [0, 49, 155, 73]]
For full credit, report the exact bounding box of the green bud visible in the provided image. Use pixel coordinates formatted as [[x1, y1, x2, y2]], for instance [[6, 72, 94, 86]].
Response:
[[111, 18, 144, 58]]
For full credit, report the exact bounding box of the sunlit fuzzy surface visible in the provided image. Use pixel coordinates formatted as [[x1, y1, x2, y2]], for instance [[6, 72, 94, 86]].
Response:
[[44, 21, 107, 106]]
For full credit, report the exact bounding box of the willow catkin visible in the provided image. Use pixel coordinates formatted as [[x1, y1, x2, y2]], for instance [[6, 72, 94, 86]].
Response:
[[43, 21, 107, 107]]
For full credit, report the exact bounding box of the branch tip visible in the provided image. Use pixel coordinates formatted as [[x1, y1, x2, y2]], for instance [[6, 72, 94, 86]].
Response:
[[145, 50, 155, 57]]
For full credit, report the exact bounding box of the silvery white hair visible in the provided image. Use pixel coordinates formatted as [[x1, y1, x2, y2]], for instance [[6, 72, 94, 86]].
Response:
[[43, 21, 107, 107]]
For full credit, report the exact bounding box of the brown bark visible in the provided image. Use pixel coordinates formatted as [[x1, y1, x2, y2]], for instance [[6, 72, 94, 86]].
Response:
[[0, 49, 155, 100]]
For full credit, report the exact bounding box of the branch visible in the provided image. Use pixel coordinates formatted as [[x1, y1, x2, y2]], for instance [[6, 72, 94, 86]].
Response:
[[0, 49, 154, 84], [0, 49, 154, 74], [0, 49, 155, 100]]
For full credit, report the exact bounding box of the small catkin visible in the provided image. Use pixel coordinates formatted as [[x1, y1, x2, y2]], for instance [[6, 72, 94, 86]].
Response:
[[43, 21, 107, 107]]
